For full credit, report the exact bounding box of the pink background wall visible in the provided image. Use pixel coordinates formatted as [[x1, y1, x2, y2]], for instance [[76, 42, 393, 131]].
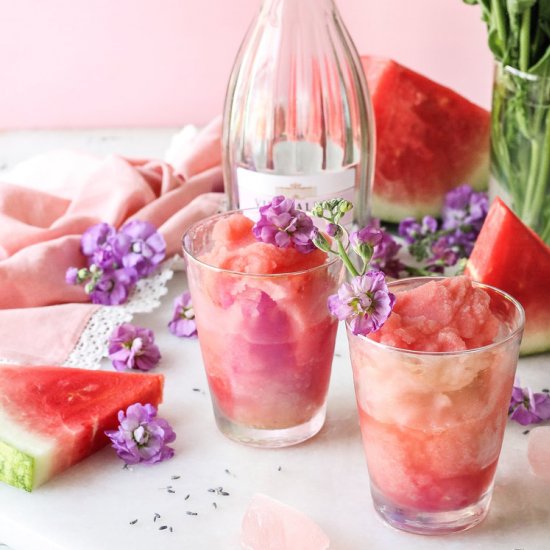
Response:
[[0, 0, 493, 129]]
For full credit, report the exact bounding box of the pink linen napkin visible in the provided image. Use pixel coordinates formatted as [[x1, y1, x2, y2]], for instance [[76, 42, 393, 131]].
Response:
[[0, 123, 224, 367]]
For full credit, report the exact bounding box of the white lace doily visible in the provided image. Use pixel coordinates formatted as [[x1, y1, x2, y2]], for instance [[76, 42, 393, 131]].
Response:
[[64, 259, 175, 370]]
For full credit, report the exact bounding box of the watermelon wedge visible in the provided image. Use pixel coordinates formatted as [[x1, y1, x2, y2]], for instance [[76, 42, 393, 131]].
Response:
[[362, 56, 490, 222], [465, 197, 550, 355], [0, 365, 164, 492]]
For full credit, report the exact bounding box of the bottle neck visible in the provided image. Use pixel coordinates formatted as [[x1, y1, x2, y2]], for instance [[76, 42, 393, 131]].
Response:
[[261, 0, 336, 11]]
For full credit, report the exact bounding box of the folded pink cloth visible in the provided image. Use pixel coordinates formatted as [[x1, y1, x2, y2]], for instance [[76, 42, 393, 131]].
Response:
[[0, 122, 224, 366]]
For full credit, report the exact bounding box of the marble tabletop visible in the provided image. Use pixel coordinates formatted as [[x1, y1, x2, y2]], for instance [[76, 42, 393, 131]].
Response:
[[0, 130, 549, 550]]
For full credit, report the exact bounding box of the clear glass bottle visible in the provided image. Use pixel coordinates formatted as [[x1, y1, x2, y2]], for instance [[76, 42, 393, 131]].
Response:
[[222, 0, 374, 225]]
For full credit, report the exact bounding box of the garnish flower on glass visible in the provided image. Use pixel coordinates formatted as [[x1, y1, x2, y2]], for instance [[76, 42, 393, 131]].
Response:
[[310, 198, 395, 336], [66, 220, 166, 305], [105, 403, 176, 465], [168, 291, 197, 338], [108, 323, 161, 372], [509, 380, 550, 426], [252, 195, 316, 253]]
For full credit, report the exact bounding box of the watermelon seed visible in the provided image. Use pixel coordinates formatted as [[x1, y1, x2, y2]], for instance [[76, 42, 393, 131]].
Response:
[[213, 502, 218, 509], [192, 388, 201, 392], [186, 511, 198, 516], [159, 525, 168, 530], [523, 430, 530, 435], [167, 488, 176, 494], [185, 494, 190, 500], [129, 519, 138, 525], [543, 388, 549, 393], [169, 527, 173, 533], [225, 468, 236, 477], [334, 352, 342, 357], [171, 475, 181, 480], [278, 466, 282, 471], [153, 513, 161, 522]]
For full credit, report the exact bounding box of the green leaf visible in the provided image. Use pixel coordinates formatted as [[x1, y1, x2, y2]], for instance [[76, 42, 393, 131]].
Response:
[[507, 0, 537, 15]]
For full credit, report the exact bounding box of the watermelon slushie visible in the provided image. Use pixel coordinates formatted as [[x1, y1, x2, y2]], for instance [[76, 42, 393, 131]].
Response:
[[347, 276, 524, 534], [183, 211, 343, 447]]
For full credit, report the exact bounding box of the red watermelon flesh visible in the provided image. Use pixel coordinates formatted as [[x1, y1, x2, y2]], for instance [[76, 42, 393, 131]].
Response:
[[465, 197, 550, 355], [0, 365, 164, 491], [362, 56, 490, 222]]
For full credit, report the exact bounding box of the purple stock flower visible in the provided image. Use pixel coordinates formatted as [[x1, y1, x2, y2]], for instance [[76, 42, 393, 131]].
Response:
[[113, 221, 167, 277], [398, 216, 438, 244], [328, 271, 395, 336], [65, 267, 79, 285], [89, 267, 137, 306], [509, 382, 550, 426], [353, 219, 404, 278], [105, 403, 176, 465], [108, 323, 161, 371], [168, 291, 197, 338], [443, 184, 489, 234], [252, 196, 316, 254], [81, 223, 116, 257]]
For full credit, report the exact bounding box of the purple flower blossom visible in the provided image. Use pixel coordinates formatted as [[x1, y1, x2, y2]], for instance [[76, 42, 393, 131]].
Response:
[[89, 267, 137, 306], [108, 323, 161, 371], [354, 219, 404, 278], [443, 184, 489, 233], [168, 292, 197, 338], [509, 382, 550, 426], [81, 223, 116, 257], [105, 403, 176, 465], [252, 196, 316, 254], [398, 216, 438, 244], [65, 267, 79, 285], [328, 271, 395, 336], [113, 221, 166, 277]]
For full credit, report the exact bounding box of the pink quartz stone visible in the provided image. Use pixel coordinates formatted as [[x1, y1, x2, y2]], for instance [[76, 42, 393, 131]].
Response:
[[241, 494, 330, 550], [527, 426, 550, 480]]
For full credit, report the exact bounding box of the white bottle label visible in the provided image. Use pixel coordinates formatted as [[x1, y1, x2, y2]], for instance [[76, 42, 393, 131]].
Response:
[[236, 167, 356, 212]]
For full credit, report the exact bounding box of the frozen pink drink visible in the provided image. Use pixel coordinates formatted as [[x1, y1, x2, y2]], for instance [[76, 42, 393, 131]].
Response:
[[347, 276, 524, 534], [183, 211, 343, 447]]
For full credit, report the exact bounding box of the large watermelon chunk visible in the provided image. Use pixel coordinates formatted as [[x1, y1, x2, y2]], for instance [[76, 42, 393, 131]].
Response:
[[362, 56, 490, 222], [0, 365, 164, 491], [465, 197, 550, 355]]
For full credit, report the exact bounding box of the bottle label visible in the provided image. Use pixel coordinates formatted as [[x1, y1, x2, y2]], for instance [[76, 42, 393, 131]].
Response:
[[236, 167, 356, 212]]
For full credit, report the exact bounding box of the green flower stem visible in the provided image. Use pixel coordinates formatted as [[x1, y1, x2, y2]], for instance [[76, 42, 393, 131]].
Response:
[[492, 0, 508, 59], [519, 8, 531, 73], [337, 239, 360, 277]]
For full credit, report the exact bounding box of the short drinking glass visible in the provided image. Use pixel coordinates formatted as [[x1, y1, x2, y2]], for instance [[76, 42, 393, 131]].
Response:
[[347, 277, 524, 534], [183, 210, 344, 447]]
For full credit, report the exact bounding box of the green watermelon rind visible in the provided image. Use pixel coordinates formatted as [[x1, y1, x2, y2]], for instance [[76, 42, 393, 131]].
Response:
[[372, 154, 489, 222], [0, 439, 34, 492]]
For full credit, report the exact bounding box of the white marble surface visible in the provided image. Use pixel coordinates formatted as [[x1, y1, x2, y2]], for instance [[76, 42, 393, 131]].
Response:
[[0, 130, 549, 549]]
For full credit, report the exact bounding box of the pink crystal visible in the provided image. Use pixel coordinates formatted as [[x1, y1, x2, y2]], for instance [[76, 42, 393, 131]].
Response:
[[527, 426, 550, 480], [241, 494, 330, 550]]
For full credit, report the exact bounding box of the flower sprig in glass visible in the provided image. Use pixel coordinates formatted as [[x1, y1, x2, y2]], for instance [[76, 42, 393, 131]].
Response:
[[310, 198, 396, 336]]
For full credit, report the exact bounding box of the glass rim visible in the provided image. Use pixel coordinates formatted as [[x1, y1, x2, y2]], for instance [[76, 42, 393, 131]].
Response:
[[347, 276, 525, 357], [182, 207, 343, 278]]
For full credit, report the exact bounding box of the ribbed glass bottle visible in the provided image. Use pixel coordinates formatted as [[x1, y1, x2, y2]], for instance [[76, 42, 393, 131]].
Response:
[[222, 0, 374, 225]]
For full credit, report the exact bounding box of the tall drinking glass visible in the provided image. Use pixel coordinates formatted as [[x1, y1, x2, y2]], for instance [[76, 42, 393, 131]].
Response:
[[347, 277, 524, 534], [183, 210, 344, 447]]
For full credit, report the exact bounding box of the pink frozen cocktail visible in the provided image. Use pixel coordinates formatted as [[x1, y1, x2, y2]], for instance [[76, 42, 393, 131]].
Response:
[[347, 276, 524, 534], [183, 210, 344, 447]]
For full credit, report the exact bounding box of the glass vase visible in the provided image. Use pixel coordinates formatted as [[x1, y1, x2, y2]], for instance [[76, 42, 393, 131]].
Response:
[[490, 63, 550, 245]]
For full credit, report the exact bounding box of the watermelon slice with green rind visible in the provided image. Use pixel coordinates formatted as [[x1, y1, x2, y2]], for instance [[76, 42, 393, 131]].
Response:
[[0, 365, 164, 491], [362, 56, 490, 222], [465, 197, 550, 355]]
